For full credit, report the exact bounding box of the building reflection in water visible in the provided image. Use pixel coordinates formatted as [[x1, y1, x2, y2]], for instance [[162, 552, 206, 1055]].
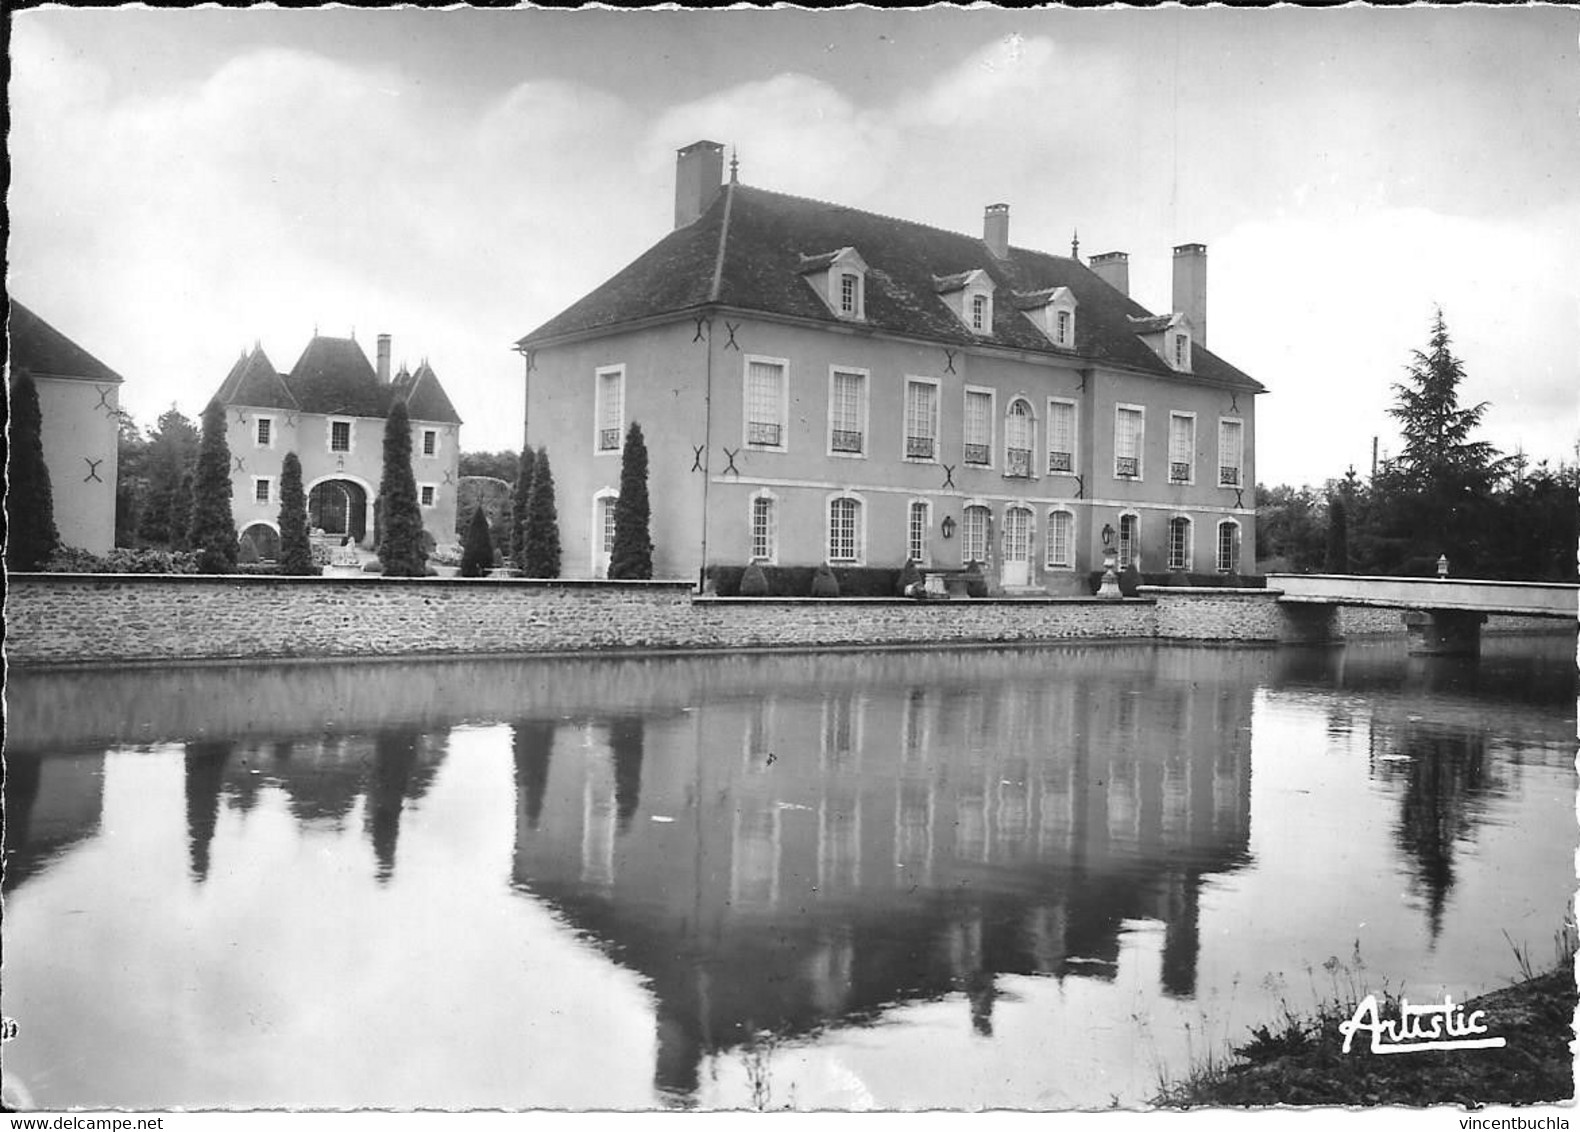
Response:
[[2, 749, 105, 895], [509, 659, 1257, 1101]]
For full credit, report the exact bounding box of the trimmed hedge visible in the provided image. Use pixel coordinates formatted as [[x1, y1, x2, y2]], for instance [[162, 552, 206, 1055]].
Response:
[[1085, 570, 1267, 594], [44, 547, 200, 574], [707, 565, 904, 598]]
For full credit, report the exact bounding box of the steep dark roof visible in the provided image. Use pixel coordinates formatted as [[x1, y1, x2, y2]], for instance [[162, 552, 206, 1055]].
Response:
[[392, 360, 463, 425], [284, 336, 387, 417], [517, 184, 1264, 392], [8, 299, 125, 385], [213, 345, 298, 411]]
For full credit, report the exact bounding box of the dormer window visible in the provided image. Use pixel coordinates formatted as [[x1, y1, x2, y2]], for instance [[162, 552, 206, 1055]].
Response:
[[1128, 311, 1193, 372], [799, 247, 867, 321], [1057, 310, 1071, 345], [1173, 332, 1190, 370], [1016, 286, 1077, 347], [935, 269, 995, 337]]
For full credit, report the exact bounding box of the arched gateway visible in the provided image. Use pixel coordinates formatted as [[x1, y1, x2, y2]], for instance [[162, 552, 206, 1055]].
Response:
[[307, 476, 372, 546]]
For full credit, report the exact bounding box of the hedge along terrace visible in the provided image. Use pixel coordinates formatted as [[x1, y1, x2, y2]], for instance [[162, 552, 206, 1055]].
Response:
[[5, 573, 1158, 668]]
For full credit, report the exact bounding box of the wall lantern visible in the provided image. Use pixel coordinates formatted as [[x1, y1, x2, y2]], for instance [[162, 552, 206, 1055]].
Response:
[[1101, 523, 1115, 549], [941, 515, 956, 540]]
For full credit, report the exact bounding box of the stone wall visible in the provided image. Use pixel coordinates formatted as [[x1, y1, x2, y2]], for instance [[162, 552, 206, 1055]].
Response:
[[1145, 587, 1289, 643], [4, 575, 1156, 668]]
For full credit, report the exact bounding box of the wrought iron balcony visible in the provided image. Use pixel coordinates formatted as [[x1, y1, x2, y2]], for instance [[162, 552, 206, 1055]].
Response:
[[906, 436, 935, 460], [964, 443, 990, 466], [1219, 466, 1241, 486], [831, 429, 864, 454], [1170, 461, 1191, 483], [1006, 448, 1032, 478], [747, 421, 782, 447], [1115, 456, 1139, 478], [598, 428, 622, 451], [1047, 450, 1073, 473]]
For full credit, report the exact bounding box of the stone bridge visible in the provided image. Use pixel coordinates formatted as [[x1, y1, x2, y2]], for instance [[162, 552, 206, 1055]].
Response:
[[1266, 573, 1578, 655]]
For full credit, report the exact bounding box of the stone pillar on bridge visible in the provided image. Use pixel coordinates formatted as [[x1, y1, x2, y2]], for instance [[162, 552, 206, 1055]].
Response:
[[1402, 609, 1487, 657]]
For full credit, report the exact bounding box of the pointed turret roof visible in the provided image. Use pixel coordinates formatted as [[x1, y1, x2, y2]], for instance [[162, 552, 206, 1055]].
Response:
[[213, 345, 297, 410], [283, 335, 387, 416], [391, 359, 463, 425]]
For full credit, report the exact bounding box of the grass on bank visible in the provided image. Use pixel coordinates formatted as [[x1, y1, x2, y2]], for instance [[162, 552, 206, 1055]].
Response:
[[1155, 930, 1578, 1108]]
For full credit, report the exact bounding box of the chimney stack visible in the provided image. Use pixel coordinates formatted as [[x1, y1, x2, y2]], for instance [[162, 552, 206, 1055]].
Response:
[[983, 203, 1010, 259], [377, 333, 391, 384], [1089, 251, 1130, 297], [674, 140, 725, 229], [1172, 244, 1207, 347]]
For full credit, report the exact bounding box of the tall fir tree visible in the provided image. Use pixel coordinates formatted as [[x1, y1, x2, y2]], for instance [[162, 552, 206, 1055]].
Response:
[[521, 446, 561, 578], [168, 471, 195, 552], [277, 451, 315, 575], [188, 400, 238, 573], [1324, 493, 1350, 574], [511, 446, 537, 572], [608, 421, 654, 579], [6, 371, 60, 570], [377, 401, 428, 577], [460, 505, 496, 577]]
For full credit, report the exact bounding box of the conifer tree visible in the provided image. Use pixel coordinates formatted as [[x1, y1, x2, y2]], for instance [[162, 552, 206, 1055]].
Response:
[[608, 421, 654, 579], [1325, 493, 1350, 574], [5, 371, 59, 570], [168, 471, 195, 551], [521, 446, 561, 578], [511, 446, 537, 572], [460, 506, 495, 577], [377, 401, 428, 576], [189, 400, 239, 573], [277, 452, 315, 575]]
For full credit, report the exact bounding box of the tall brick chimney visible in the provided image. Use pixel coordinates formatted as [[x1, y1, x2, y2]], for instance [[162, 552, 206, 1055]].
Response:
[[1172, 244, 1207, 347], [674, 140, 725, 229], [377, 333, 391, 384], [1089, 251, 1130, 297], [983, 203, 1010, 259]]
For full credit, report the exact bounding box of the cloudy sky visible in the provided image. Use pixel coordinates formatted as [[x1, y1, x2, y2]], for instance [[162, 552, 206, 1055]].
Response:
[[10, 6, 1578, 487]]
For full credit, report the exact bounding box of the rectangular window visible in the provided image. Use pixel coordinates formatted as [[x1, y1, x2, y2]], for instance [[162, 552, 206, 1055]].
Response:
[[422, 429, 438, 457], [908, 501, 929, 566], [828, 497, 859, 563], [1056, 310, 1070, 346], [829, 369, 866, 455], [751, 496, 776, 562], [255, 418, 273, 448], [1118, 513, 1139, 569], [840, 273, 858, 316], [1114, 406, 1143, 479], [420, 485, 436, 508], [596, 367, 624, 453], [329, 419, 352, 453], [253, 478, 271, 505], [904, 379, 939, 460], [1168, 517, 1191, 571], [602, 496, 618, 555], [962, 506, 990, 564], [1169, 413, 1195, 484], [1219, 419, 1244, 486], [1217, 522, 1238, 573], [745, 357, 787, 449], [1047, 399, 1076, 473], [964, 388, 993, 466], [1047, 510, 1074, 568]]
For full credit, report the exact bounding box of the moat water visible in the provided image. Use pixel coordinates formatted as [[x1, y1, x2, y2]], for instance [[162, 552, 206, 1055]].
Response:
[[3, 635, 1574, 1110]]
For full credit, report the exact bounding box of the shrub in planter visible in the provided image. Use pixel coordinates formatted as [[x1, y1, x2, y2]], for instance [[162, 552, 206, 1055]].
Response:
[[962, 561, 989, 598], [740, 561, 769, 596], [460, 507, 495, 578], [1118, 563, 1143, 597], [811, 564, 840, 597], [896, 558, 924, 597]]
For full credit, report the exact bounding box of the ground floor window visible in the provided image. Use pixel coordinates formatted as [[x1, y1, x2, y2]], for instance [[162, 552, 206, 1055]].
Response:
[[1047, 509, 1074, 568], [751, 494, 776, 562], [1118, 513, 1139, 569], [1218, 520, 1239, 573], [1168, 516, 1192, 571], [962, 505, 991, 565], [828, 496, 861, 563], [907, 500, 930, 565]]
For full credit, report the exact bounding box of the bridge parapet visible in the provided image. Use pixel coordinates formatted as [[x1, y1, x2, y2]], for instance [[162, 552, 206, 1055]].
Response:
[[1267, 574, 1578, 619]]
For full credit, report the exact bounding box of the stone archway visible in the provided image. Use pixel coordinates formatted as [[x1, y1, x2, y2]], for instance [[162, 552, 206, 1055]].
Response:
[[308, 477, 371, 545], [239, 522, 280, 563]]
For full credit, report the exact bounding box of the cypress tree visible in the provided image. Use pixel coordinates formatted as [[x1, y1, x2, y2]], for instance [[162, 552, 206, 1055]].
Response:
[[5, 370, 59, 570], [188, 400, 238, 574], [377, 401, 427, 577], [1325, 493, 1350, 574], [511, 446, 537, 572], [521, 446, 560, 578], [277, 451, 315, 575], [460, 506, 495, 577], [168, 471, 195, 552], [608, 421, 654, 579]]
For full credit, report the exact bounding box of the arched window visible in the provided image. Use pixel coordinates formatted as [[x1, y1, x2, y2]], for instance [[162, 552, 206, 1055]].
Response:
[[1118, 512, 1140, 570], [962, 504, 991, 565], [1046, 509, 1074, 569], [1005, 399, 1034, 478], [828, 495, 863, 564], [1168, 515, 1192, 572], [1217, 520, 1240, 574]]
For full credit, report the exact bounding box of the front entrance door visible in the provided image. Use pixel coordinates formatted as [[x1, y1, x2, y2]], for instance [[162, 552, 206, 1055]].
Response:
[[1002, 507, 1032, 588]]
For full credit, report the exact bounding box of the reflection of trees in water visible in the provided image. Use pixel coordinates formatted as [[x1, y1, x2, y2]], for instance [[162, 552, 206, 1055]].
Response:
[[2, 752, 44, 893], [1377, 724, 1494, 941], [185, 741, 234, 883], [610, 718, 645, 834], [512, 721, 556, 831], [363, 729, 446, 885]]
